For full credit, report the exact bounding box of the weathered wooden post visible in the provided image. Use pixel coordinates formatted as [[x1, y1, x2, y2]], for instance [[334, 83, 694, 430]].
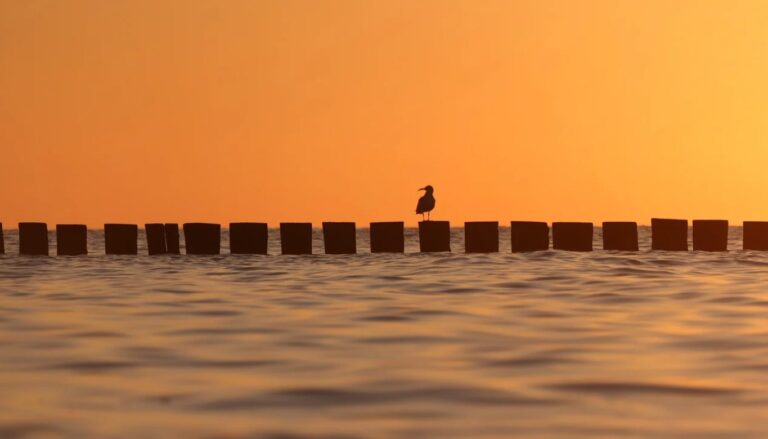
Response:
[[19, 222, 49, 255], [464, 221, 499, 253], [369, 222, 404, 253], [322, 222, 356, 254], [743, 221, 768, 250], [183, 223, 221, 255], [280, 223, 313, 255], [105, 224, 138, 255], [552, 222, 593, 251], [651, 218, 688, 251], [56, 224, 88, 256], [165, 223, 180, 254], [602, 222, 639, 251], [229, 222, 268, 255], [418, 221, 451, 252], [0, 223, 4, 254], [145, 223, 167, 255], [510, 221, 549, 252], [692, 219, 728, 251]]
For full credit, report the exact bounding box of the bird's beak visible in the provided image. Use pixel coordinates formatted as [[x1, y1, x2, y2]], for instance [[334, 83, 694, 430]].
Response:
[[418, 187, 425, 191]]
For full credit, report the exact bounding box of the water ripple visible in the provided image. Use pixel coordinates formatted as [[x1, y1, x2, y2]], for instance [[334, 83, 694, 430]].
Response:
[[2, 227, 768, 438]]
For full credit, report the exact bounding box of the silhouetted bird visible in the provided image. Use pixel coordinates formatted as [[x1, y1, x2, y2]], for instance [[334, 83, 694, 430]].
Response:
[[416, 185, 436, 221]]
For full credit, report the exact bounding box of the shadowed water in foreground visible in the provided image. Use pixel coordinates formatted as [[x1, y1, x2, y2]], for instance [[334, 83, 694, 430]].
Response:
[[2, 227, 768, 438]]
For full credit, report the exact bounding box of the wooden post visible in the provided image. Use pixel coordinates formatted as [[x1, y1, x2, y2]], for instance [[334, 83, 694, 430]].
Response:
[[552, 222, 593, 251], [230, 222, 268, 255], [0, 223, 4, 254], [369, 222, 404, 253], [183, 223, 221, 255], [105, 224, 138, 255], [464, 221, 499, 253], [165, 224, 180, 254], [651, 218, 688, 251], [692, 219, 728, 251], [19, 222, 49, 255], [418, 221, 451, 252], [145, 223, 167, 255], [744, 221, 768, 250], [56, 224, 87, 256], [322, 222, 356, 254], [602, 222, 639, 251], [510, 221, 549, 252], [280, 223, 312, 255]]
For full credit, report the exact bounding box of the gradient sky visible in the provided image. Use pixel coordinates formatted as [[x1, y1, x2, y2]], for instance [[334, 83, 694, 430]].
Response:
[[2, 0, 768, 227]]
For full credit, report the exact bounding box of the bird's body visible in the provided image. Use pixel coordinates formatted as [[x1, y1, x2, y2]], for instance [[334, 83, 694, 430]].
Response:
[[416, 185, 436, 221]]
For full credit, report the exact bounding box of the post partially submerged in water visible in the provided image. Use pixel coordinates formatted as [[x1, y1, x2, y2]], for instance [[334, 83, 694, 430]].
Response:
[[692, 220, 728, 251], [145, 223, 167, 255], [465, 221, 499, 253], [183, 223, 221, 255], [230, 222, 268, 255], [552, 222, 593, 252], [322, 222, 356, 255], [651, 218, 688, 251], [510, 221, 549, 253], [602, 222, 639, 251], [56, 224, 87, 256], [19, 222, 48, 256], [370, 222, 404, 253], [280, 223, 313, 255], [418, 221, 450, 252], [743, 221, 768, 250], [165, 224, 180, 254], [105, 224, 138, 255]]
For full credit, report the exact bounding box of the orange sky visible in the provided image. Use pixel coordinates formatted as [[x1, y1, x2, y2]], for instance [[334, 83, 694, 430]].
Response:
[[2, 0, 768, 227]]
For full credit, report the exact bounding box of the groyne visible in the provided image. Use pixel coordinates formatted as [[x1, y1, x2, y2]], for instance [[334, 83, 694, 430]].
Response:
[[1, 219, 763, 255]]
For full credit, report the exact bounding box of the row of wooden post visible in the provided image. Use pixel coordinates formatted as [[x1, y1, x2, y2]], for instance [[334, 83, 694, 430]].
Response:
[[1, 219, 767, 256]]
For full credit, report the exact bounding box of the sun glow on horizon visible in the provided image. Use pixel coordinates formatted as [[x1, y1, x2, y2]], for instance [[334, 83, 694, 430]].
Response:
[[2, 0, 768, 227]]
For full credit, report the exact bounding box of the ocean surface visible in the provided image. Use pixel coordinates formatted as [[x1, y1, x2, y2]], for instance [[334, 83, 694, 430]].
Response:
[[2, 226, 768, 438]]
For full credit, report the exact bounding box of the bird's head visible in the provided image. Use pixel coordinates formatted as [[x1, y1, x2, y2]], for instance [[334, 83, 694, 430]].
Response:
[[418, 185, 434, 193]]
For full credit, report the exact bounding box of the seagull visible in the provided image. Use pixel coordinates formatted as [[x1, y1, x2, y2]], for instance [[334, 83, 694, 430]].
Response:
[[416, 185, 436, 221]]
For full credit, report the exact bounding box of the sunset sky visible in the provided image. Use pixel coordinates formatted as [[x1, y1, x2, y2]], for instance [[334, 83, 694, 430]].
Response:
[[2, 0, 768, 227]]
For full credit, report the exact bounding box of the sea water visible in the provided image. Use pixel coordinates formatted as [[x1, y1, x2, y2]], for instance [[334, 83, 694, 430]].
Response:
[[1, 227, 768, 438]]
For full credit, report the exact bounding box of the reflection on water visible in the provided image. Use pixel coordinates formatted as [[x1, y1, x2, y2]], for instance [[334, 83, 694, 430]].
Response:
[[2, 227, 768, 437]]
